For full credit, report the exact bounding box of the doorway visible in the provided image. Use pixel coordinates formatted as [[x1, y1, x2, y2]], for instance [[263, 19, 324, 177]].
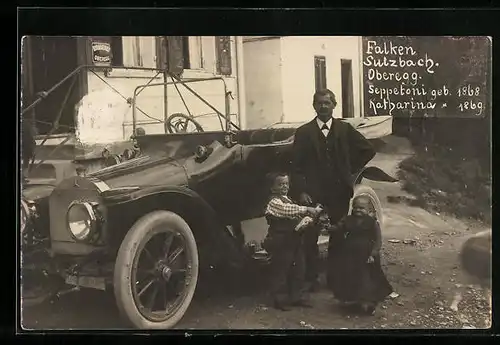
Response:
[[341, 59, 354, 118], [22, 36, 83, 135]]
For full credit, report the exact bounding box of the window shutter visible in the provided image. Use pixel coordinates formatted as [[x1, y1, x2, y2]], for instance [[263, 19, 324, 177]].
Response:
[[109, 37, 123, 66], [156, 36, 167, 70], [314, 56, 327, 91], [216, 36, 232, 76], [166, 36, 185, 76]]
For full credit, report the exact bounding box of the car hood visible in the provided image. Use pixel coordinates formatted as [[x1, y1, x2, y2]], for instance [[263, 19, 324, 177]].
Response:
[[89, 155, 190, 190]]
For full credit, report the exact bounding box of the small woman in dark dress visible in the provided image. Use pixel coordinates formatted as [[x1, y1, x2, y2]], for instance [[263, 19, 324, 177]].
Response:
[[326, 195, 393, 315]]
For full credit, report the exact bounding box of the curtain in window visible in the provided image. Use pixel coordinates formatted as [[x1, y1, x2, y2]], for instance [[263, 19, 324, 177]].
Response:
[[122, 37, 141, 67]]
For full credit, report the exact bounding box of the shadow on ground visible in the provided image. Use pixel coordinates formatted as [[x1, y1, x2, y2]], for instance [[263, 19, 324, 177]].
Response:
[[20, 262, 273, 330]]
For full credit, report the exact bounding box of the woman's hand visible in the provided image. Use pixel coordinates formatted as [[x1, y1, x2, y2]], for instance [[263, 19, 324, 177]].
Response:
[[367, 256, 375, 264], [313, 205, 323, 215]]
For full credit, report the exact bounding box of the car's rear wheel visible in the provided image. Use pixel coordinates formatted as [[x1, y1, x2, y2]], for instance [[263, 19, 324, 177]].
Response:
[[351, 184, 384, 226], [114, 210, 199, 329]]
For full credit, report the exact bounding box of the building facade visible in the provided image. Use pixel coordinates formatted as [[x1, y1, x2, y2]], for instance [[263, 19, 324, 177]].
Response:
[[243, 36, 364, 129], [22, 36, 366, 143], [22, 36, 245, 144]]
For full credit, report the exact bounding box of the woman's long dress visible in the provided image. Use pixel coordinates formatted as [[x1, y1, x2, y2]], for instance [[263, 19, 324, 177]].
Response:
[[327, 215, 393, 304]]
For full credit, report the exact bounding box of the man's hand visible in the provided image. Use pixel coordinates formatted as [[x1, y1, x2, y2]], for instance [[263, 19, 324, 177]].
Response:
[[306, 207, 317, 216], [367, 256, 375, 264], [300, 193, 313, 206]]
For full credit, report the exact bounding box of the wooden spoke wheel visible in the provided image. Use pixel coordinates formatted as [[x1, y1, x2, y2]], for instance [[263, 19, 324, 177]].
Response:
[[114, 211, 199, 329]]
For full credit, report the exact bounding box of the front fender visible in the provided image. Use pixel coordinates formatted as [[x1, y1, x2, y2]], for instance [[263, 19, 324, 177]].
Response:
[[105, 185, 245, 267], [353, 166, 399, 186], [102, 184, 200, 205]]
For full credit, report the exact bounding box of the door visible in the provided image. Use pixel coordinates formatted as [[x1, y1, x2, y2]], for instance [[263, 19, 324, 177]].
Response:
[[341, 59, 355, 118]]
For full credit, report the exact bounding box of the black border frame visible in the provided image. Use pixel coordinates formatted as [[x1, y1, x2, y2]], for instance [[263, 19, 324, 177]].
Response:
[[14, 6, 499, 341]]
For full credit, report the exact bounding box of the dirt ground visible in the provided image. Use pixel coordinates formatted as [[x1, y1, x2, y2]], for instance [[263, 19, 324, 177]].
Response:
[[20, 137, 492, 331]]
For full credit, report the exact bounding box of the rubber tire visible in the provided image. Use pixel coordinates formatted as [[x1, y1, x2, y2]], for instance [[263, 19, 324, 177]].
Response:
[[114, 210, 199, 329], [351, 184, 384, 227]]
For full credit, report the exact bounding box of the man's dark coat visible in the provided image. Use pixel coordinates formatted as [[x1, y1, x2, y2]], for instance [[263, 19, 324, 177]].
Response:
[[290, 118, 376, 206]]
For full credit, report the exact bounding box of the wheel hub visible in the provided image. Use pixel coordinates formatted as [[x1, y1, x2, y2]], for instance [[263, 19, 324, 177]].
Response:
[[156, 262, 172, 281]]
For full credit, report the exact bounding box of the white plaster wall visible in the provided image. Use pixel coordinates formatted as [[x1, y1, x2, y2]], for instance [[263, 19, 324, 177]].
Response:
[[83, 69, 165, 141], [280, 36, 363, 122], [76, 37, 241, 145], [243, 38, 284, 129]]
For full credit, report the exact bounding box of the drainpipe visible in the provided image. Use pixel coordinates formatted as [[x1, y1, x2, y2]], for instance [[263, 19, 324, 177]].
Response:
[[235, 36, 246, 130]]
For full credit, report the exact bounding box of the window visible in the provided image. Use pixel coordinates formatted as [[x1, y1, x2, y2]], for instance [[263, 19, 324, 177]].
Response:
[[188, 36, 204, 69], [181, 36, 204, 70], [100, 36, 156, 68], [314, 56, 327, 91], [157, 36, 231, 76], [157, 36, 204, 75], [122, 37, 155, 68]]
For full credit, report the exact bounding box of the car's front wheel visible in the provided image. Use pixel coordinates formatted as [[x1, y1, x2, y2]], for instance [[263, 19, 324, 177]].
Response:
[[114, 210, 199, 329]]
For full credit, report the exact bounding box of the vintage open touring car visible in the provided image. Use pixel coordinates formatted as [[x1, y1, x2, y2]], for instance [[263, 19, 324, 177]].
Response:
[[20, 66, 398, 329]]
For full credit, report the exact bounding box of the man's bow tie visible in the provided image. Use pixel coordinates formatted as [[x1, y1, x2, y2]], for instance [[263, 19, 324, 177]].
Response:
[[321, 124, 329, 131]]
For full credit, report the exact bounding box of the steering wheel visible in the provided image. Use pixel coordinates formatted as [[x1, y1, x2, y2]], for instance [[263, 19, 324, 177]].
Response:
[[165, 113, 205, 134]]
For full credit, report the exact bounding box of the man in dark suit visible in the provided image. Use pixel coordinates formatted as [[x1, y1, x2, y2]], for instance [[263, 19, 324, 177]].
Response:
[[290, 89, 376, 291]]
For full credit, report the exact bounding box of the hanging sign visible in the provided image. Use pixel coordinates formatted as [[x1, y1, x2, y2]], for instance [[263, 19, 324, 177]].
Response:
[[92, 41, 112, 65]]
